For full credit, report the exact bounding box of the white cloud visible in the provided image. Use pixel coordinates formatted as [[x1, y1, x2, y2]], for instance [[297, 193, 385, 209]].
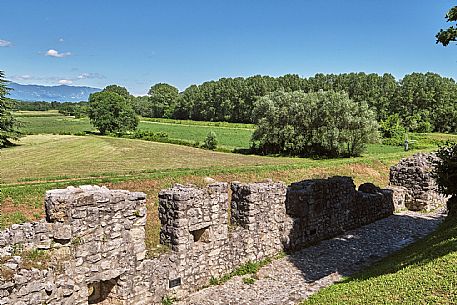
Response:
[[11, 74, 58, 83], [11, 71, 104, 86], [77, 72, 105, 80], [0, 39, 12, 47], [58, 38, 64, 42], [58, 79, 73, 85], [77, 73, 90, 79], [45, 49, 71, 58], [11, 75, 32, 81]]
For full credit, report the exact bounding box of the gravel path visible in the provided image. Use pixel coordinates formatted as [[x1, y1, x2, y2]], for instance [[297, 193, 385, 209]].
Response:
[[175, 209, 446, 305]]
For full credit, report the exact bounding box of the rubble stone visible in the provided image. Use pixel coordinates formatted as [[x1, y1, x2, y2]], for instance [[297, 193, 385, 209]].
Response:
[[389, 153, 447, 211]]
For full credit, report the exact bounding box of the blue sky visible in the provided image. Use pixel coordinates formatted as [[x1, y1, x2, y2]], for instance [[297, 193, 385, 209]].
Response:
[[0, 0, 455, 95]]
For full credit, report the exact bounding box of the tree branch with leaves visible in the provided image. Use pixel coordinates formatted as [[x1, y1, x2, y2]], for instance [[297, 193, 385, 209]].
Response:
[[436, 6, 457, 46]]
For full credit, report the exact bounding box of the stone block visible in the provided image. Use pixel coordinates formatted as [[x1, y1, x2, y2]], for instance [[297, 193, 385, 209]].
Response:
[[53, 223, 72, 241]]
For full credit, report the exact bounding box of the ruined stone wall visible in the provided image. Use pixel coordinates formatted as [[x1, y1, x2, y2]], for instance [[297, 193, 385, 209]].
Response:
[[0, 177, 394, 305], [389, 153, 447, 211], [0, 186, 147, 305], [285, 177, 394, 249], [156, 177, 393, 300]]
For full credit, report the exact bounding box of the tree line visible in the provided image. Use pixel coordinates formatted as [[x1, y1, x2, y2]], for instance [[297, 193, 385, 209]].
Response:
[[131, 72, 457, 134], [15, 100, 88, 117], [11, 72, 457, 135]]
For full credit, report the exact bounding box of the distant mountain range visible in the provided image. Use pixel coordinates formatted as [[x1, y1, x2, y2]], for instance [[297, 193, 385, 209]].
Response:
[[6, 82, 101, 102]]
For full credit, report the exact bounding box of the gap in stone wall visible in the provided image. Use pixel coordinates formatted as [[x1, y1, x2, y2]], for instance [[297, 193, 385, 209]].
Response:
[[191, 226, 210, 243], [88, 277, 118, 304]]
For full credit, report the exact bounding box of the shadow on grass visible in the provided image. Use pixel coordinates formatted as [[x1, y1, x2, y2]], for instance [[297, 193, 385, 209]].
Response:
[[232, 147, 358, 160], [232, 147, 255, 155], [1, 141, 20, 149]]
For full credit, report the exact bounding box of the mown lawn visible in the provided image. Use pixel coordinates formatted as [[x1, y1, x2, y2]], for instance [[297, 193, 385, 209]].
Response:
[[302, 215, 457, 305], [0, 134, 294, 184]]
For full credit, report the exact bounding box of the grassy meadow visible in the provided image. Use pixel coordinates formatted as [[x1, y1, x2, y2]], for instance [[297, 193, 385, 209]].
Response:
[[16, 111, 253, 150], [3, 110, 457, 253], [15, 110, 94, 133], [15, 111, 456, 151], [0, 134, 293, 184]]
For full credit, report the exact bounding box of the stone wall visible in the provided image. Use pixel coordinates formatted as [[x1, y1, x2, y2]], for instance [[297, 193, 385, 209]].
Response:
[[285, 177, 394, 249], [389, 153, 447, 211], [0, 185, 147, 305], [0, 177, 394, 305]]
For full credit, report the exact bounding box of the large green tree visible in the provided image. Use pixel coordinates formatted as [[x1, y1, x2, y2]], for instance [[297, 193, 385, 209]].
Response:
[[0, 71, 20, 148], [148, 83, 179, 118], [88, 87, 138, 134], [436, 6, 457, 46], [392, 73, 457, 132], [306, 72, 397, 121], [251, 91, 378, 157], [131, 95, 152, 117], [103, 84, 131, 99]]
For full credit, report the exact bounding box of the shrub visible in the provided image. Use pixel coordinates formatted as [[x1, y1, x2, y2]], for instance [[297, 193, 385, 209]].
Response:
[[381, 137, 404, 146], [251, 91, 378, 157], [131, 130, 169, 141], [379, 114, 406, 146], [433, 142, 457, 215], [202, 131, 218, 150], [404, 111, 433, 133]]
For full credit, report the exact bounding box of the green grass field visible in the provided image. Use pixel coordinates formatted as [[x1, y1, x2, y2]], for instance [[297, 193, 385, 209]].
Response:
[[14, 110, 64, 117], [139, 120, 253, 150], [16, 111, 253, 150], [141, 117, 255, 129], [17, 115, 95, 134], [16, 111, 457, 152], [0, 134, 294, 184]]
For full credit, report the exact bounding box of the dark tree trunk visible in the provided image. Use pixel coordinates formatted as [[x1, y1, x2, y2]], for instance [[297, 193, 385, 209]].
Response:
[[447, 196, 457, 216]]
